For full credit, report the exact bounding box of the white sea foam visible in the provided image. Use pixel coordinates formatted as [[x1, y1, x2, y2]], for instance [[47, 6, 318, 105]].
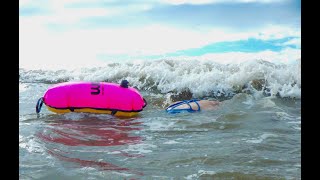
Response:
[[185, 170, 216, 179], [163, 140, 179, 144], [274, 112, 296, 121], [185, 173, 198, 180], [198, 170, 216, 175], [144, 118, 176, 131], [19, 135, 45, 154], [123, 143, 157, 154], [245, 133, 278, 144], [19, 83, 28, 93], [62, 113, 87, 120], [19, 58, 300, 98]]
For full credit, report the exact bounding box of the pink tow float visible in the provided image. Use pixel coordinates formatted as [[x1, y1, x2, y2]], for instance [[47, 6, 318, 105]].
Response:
[[36, 80, 147, 117]]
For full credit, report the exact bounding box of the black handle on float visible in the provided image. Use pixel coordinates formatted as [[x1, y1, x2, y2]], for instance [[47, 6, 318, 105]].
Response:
[[120, 80, 129, 88], [143, 98, 147, 108], [36, 97, 44, 114]]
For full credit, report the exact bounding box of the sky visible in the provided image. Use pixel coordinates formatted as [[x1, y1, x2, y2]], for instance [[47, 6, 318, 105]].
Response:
[[19, 0, 301, 69]]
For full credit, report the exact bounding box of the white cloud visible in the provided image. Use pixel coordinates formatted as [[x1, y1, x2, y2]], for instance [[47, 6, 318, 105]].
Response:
[[20, 0, 153, 25], [19, 0, 300, 70], [253, 24, 300, 40], [169, 48, 301, 65], [20, 13, 301, 69], [281, 38, 301, 48], [20, 0, 32, 7], [160, 0, 287, 5]]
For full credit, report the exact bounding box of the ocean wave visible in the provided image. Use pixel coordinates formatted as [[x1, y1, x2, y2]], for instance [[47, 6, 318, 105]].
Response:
[[19, 59, 300, 99]]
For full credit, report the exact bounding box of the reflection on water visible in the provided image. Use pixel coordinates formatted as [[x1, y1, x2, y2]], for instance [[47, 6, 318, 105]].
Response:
[[36, 117, 144, 175]]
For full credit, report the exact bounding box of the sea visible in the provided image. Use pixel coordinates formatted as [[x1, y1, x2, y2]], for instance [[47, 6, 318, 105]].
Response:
[[19, 58, 301, 179]]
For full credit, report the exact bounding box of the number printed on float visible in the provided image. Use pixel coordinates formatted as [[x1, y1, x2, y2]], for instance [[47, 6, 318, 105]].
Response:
[[91, 83, 101, 95]]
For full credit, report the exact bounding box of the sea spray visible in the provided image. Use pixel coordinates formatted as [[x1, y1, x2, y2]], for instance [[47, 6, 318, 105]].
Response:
[[19, 59, 300, 99]]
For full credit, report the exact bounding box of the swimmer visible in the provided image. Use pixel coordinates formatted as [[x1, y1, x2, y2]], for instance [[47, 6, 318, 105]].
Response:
[[165, 99, 220, 114]]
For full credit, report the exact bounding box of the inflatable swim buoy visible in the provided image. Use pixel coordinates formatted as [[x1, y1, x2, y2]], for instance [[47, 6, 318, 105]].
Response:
[[36, 81, 147, 117]]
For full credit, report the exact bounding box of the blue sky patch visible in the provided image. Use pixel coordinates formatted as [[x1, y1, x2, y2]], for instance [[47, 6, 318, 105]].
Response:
[[166, 37, 298, 57]]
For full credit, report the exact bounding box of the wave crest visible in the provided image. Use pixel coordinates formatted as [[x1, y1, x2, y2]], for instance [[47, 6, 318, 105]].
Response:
[[19, 59, 300, 99]]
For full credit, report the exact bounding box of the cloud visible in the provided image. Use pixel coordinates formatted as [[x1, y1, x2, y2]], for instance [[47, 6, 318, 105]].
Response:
[[253, 24, 300, 40], [17, 1, 146, 29], [144, 1, 300, 30], [20, 15, 300, 69], [159, 0, 288, 5], [19, 0, 300, 69], [279, 38, 301, 48], [20, 0, 300, 30], [167, 48, 301, 65]]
